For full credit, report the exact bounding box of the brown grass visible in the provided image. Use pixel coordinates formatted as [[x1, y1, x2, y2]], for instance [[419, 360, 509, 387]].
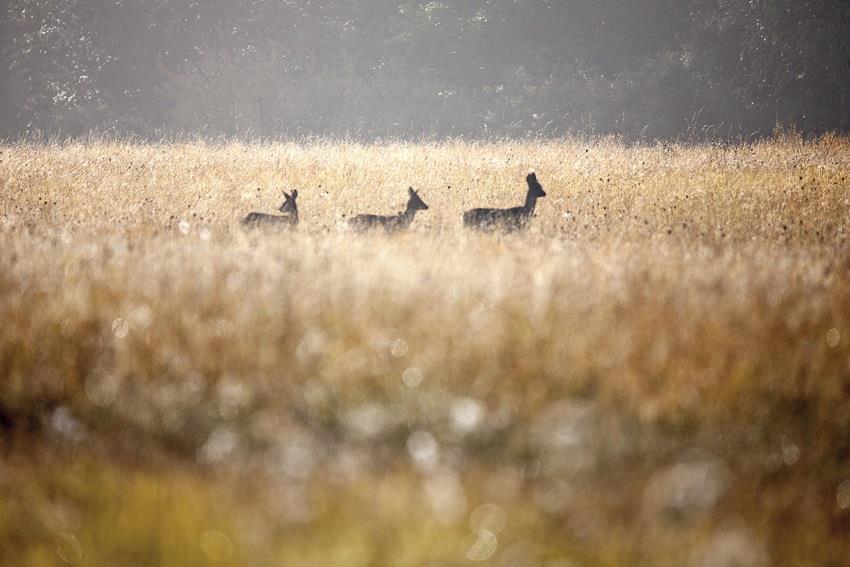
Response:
[[1, 135, 850, 566]]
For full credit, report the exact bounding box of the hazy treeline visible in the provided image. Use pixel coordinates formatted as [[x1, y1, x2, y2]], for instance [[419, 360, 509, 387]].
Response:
[[1, 0, 848, 141]]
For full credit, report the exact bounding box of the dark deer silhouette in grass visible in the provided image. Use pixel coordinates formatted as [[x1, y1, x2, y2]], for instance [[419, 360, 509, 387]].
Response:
[[348, 187, 429, 233], [242, 190, 299, 228], [463, 172, 546, 232]]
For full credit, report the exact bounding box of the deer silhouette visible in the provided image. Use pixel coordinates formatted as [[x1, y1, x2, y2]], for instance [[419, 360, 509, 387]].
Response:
[[463, 173, 546, 232], [348, 187, 429, 233], [242, 190, 299, 228]]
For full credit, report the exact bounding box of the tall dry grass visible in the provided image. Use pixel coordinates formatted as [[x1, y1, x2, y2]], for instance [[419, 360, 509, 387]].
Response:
[[1, 136, 850, 566]]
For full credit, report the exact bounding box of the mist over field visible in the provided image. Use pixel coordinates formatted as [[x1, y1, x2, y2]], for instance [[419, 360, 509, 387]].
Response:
[[2, 3, 850, 567]]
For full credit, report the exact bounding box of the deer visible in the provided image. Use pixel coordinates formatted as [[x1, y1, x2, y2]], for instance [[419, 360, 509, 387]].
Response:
[[348, 187, 429, 233], [241, 190, 298, 228], [462, 172, 546, 232]]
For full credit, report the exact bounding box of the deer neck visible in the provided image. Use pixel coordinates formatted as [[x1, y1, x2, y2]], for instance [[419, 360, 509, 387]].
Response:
[[400, 203, 418, 225], [523, 191, 538, 215]]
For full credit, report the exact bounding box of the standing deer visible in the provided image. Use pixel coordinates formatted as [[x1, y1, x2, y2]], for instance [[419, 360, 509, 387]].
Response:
[[462, 172, 546, 231], [348, 187, 429, 233], [242, 190, 299, 228]]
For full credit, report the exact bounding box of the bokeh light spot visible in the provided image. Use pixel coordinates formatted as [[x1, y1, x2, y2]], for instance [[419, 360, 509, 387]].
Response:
[[111, 317, 129, 338], [402, 367, 423, 387], [407, 431, 439, 470], [56, 532, 82, 564], [85, 370, 119, 407], [390, 338, 409, 357], [826, 328, 841, 348], [470, 503, 506, 536], [837, 478, 850, 509], [465, 529, 498, 561]]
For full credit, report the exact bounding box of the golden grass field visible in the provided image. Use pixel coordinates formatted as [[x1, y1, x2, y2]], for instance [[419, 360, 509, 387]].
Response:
[[1, 135, 850, 566]]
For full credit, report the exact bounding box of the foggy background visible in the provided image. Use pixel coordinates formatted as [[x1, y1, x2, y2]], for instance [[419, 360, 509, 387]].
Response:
[[1, 0, 848, 141]]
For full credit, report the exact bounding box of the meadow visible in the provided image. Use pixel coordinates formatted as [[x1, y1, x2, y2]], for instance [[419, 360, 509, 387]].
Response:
[[1, 136, 849, 566]]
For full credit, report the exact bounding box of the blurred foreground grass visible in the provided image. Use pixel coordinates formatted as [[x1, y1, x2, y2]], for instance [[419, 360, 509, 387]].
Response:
[[1, 136, 850, 566]]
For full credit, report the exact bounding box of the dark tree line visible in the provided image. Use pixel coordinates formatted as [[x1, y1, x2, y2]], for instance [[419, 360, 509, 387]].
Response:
[[1, 0, 848, 141]]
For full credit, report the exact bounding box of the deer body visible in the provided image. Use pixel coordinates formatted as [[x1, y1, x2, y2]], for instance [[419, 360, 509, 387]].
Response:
[[242, 190, 299, 228], [463, 173, 546, 232], [349, 188, 428, 233]]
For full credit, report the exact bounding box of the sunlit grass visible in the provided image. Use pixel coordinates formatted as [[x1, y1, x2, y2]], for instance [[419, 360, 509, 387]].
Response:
[[1, 135, 849, 566]]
